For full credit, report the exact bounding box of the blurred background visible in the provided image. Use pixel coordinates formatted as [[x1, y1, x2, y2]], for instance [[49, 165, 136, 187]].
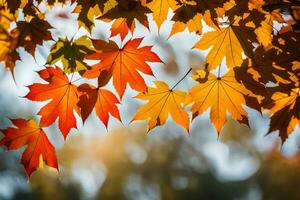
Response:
[[1, 2, 300, 200]]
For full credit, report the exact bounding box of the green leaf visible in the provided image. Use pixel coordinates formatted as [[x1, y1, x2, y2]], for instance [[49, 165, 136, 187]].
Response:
[[47, 36, 95, 74]]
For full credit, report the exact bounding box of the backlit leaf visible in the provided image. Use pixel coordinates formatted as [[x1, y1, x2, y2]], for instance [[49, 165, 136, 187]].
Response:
[[132, 81, 189, 132], [84, 38, 162, 98], [47, 36, 95, 74], [187, 70, 258, 133], [77, 83, 121, 126], [0, 119, 58, 177], [194, 24, 257, 69], [25, 67, 80, 139]]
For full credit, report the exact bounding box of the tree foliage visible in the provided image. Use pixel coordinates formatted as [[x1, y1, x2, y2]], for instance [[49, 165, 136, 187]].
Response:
[[0, 0, 299, 177]]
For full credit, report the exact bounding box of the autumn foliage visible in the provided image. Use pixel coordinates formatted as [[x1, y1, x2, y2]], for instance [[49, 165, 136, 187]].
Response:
[[0, 0, 300, 177]]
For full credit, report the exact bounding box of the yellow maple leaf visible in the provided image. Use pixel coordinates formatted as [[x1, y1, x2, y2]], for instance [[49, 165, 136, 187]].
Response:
[[187, 70, 253, 133], [0, 10, 13, 59], [194, 25, 256, 70], [0, 5, 19, 72], [147, 0, 179, 29], [132, 81, 189, 132]]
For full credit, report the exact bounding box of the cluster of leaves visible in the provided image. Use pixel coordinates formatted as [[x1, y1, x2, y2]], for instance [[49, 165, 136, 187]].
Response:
[[0, 0, 300, 177]]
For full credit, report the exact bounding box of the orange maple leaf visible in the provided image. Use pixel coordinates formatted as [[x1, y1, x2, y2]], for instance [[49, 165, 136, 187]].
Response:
[[77, 83, 121, 127], [0, 119, 58, 177], [110, 18, 132, 40], [25, 67, 80, 139], [84, 38, 162, 97], [187, 70, 256, 133]]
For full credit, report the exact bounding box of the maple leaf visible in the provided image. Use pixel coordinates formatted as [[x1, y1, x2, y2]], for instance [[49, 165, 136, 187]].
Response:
[[0, 6, 20, 73], [194, 24, 257, 70], [0, 119, 58, 177], [170, 15, 200, 36], [74, 0, 108, 31], [263, 88, 300, 142], [173, 0, 227, 27], [170, 1, 203, 36], [102, 0, 151, 25], [46, 36, 95, 74], [99, 0, 151, 37], [146, 0, 178, 29], [84, 38, 162, 98], [224, 0, 266, 27], [236, 31, 300, 87], [244, 1, 286, 47], [173, 0, 198, 23], [187, 70, 258, 133], [169, 0, 228, 36], [132, 81, 189, 132], [5, 0, 21, 15], [109, 18, 131, 40], [14, 17, 53, 56], [22, 0, 50, 18], [169, 0, 221, 37], [233, 59, 267, 97], [77, 83, 121, 126], [96, 2, 135, 40], [0, 44, 19, 75], [21, 0, 37, 17], [25, 67, 80, 139]]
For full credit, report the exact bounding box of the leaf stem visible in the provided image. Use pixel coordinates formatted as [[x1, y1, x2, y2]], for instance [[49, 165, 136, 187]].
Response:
[[218, 65, 222, 78], [70, 73, 75, 82], [71, 77, 84, 83], [171, 68, 192, 90], [70, 28, 81, 43]]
